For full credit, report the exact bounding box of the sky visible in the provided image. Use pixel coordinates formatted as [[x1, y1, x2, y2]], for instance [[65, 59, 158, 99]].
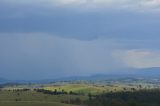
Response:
[[0, 0, 160, 80]]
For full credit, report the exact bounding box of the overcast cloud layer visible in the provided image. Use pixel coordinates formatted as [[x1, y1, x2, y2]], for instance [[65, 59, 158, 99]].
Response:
[[1, 0, 160, 11], [0, 0, 160, 80]]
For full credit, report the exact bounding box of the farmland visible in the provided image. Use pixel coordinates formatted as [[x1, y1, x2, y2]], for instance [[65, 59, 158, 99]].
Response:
[[0, 77, 160, 106], [0, 90, 85, 106], [44, 83, 134, 95]]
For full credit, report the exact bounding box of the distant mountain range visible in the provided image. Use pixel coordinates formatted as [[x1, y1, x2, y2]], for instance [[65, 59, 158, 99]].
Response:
[[125, 67, 160, 77], [0, 67, 160, 84], [0, 78, 9, 84]]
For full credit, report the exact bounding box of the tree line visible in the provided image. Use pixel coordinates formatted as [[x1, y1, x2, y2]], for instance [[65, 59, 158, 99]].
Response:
[[87, 89, 160, 106], [35, 89, 80, 95]]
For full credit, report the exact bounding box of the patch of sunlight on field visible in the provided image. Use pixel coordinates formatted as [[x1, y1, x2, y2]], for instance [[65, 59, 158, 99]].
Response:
[[44, 84, 111, 95]]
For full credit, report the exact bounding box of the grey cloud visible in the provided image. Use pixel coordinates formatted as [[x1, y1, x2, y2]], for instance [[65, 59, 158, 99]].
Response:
[[113, 49, 160, 68], [1, 1, 160, 41], [0, 9, 160, 40], [0, 33, 122, 80], [1, 0, 160, 80], [2, 0, 160, 11], [0, 33, 160, 80]]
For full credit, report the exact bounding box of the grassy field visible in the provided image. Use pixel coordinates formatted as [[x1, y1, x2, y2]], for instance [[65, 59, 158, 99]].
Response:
[[0, 90, 86, 106], [0, 101, 78, 106], [44, 84, 134, 95], [0, 83, 149, 106], [0, 83, 128, 106]]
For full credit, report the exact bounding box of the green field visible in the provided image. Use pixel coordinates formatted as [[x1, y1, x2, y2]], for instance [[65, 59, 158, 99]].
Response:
[[44, 84, 133, 95], [0, 82, 153, 106], [0, 101, 77, 106], [0, 90, 86, 106], [0, 83, 129, 106]]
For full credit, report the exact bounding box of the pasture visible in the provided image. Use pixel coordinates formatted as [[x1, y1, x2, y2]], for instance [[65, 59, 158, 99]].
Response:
[[44, 83, 135, 95], [0, 90, 85, 106]]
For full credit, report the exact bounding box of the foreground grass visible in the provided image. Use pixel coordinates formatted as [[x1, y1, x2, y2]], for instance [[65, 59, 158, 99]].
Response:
[[0, 90, 86, 106], [1, 83, 160, 106], [0, 101, 78, 106]]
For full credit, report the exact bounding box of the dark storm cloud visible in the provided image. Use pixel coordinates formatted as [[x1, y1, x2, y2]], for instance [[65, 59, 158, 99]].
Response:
[[1, 0, 160, 80], [0, 1, 160, 40]]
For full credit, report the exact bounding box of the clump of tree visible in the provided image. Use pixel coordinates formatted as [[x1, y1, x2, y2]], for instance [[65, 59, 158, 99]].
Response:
[[61, 98, 85, 105], [15, 98, 22, 102], [35, 89, 68, 95], [69, 90, 79, 95], [88, 89, 160, 106], [13, 88, 30, 92], [35, 88, 82, 96]]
